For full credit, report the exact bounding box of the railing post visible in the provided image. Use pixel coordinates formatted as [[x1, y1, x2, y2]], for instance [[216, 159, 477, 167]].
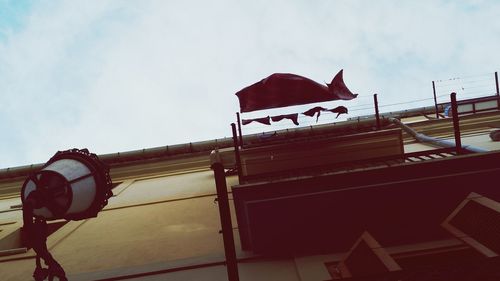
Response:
[[210, 151, 240, 281], [236, 113, 243, 148], [231, 123, 243, 183], [495, 72, 499, 109], [373, 94, 381, 130], [450, 93, 462, 155], [432, 81, 439, 119]]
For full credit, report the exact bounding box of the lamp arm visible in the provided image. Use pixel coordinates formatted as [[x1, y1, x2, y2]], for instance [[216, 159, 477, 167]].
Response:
[[23, 192, 68, 281]]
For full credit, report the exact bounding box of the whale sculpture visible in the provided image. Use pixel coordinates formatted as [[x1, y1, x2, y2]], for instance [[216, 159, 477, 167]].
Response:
[[236, 69, 357, 113]]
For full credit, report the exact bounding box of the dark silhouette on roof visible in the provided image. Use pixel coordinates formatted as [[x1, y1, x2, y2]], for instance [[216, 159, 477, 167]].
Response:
[[241, 116, 271, 125], [271, 113, 299, 126], [302, 106, 326, 122], [302, 106, 348, 122], [235, 69, 357, 113], [328, 105, 348, 118]]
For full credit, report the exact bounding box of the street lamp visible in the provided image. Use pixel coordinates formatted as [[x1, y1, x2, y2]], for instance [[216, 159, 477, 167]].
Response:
[[21, 148, 113, 281]]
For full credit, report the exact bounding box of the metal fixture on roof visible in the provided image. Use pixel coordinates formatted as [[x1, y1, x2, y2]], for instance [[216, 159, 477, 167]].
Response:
[[490, 130, 500, 141], [21, 148, 113, 281], [389, 117, 487, 153]]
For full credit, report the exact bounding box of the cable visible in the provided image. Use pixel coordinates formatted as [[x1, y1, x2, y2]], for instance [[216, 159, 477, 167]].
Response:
[[455, 92, 496, 99], [456, 72, 493, 79], [378, 97, 435, 108], [348, 103, 374, 109], [434, 72, 492, 83], [456, 91, 495, 97], [435, 78, 493, 88], [456, 85, 494, 91], [349, 107, 376, 112]]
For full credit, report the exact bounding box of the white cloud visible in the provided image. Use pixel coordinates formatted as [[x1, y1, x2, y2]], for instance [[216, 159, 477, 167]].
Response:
[[0, 0, 499, 167]]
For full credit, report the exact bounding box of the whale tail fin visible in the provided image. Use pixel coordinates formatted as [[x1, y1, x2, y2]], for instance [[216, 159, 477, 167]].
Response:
[[326, 69, 358, 100]]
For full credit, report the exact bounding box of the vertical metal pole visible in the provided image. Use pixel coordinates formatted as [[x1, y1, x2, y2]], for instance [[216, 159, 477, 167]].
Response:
[[432, 81, 439, 119], [450, 93, 462, 155], [231, 123, 243, 183], [495, 72, 499, 109], [373, 94, 381, 130], [211, 154, 240, 281], [236, 113, 243, 148]]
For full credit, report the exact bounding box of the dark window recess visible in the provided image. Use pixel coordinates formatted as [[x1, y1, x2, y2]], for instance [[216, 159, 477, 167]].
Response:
[[449, 200, 500, 254], [0, 221, 68, 255]]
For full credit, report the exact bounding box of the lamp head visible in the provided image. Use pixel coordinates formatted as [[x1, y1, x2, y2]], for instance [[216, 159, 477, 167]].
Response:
[[21, 148, 113, 221]]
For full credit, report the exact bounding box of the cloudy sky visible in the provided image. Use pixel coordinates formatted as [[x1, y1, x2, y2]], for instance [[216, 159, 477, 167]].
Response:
[[1, 0, 499, 168]]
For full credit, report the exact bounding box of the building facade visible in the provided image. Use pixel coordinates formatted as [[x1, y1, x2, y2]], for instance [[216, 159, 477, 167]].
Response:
[[1, 100, 500, 280]]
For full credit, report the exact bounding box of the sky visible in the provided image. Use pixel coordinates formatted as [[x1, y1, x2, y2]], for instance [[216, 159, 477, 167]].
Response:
[[0, 0, 499, 168]]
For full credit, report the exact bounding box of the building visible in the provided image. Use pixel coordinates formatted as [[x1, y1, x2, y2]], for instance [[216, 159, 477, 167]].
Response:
[[1, 92, 500, 280]]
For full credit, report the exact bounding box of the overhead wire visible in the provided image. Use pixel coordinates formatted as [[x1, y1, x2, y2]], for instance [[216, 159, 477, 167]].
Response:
[[378, 97, 435, 108], [457, 84, 494, 90], [435, 78, 493, 88], [434, 72, 492, 83], [348, 103, 374, 109]]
